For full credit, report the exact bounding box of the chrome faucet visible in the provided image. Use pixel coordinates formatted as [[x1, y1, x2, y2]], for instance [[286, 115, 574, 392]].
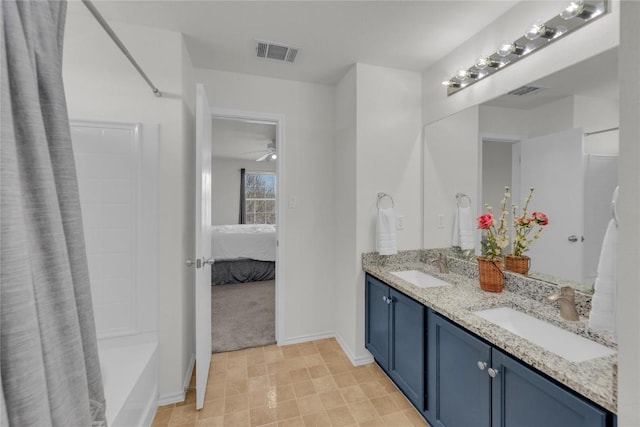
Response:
[[434, 253, 449, 274], [548, 286, 579, 321]]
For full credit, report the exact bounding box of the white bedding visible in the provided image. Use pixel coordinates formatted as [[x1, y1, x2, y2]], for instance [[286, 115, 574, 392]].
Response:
[[211, 224, 276, 262]]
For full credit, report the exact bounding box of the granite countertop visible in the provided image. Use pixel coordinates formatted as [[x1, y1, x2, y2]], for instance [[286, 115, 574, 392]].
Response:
[[362, 250, 617, 413]]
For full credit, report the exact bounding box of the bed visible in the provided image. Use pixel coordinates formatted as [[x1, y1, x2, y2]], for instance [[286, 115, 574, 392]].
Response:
[[211, 224, 276, 285]]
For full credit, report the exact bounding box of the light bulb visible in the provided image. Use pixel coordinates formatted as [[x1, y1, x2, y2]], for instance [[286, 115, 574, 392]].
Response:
[[560, 0, 585, 19], [456, 69, 469, 79], [525, 23, 557, 40], [497, 43, 525, 57], [476, 56, 500, 70]]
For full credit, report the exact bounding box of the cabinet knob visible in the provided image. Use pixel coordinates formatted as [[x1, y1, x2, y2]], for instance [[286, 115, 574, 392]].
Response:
[[488, 368, 500, 378], [382, 296, 388, 302], [477, 361, 487, 371], [386, 296, 393, 305]]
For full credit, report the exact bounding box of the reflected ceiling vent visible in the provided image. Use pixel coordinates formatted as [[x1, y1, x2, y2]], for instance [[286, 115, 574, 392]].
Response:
[[256, 40, 298, 63], [508, 85, 546, 96]]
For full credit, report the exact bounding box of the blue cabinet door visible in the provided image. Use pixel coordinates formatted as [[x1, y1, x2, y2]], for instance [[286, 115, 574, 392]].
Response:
[[491, 348, 607, 427], [389, 288, 425, 411], [365, 275, 390, 371], [427, 310, 491, 427]]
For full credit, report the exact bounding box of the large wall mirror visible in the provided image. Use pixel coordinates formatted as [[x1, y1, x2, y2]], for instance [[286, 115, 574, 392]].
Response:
[[424, 47, 619, 293]]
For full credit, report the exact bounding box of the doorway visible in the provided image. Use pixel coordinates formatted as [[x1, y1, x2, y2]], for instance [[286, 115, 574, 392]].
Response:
[[208, 109, 285, 353]]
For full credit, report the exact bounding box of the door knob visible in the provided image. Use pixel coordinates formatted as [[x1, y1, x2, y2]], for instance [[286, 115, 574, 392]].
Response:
[[488, 367, 500, 378], [568, 235, 579, 243]]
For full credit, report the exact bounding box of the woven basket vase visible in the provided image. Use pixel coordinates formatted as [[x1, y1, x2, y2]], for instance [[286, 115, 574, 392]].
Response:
[[477, 256, 504, 293], [504, 255, 530, 275]]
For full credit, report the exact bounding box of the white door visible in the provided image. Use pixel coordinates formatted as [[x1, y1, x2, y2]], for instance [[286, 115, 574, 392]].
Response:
[[519, 128, 584, 282], [195, 84, 213, 409]]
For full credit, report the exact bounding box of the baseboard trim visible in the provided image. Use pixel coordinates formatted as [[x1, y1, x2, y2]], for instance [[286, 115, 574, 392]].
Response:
[[334, 333, 374, 366], [277, 331, 335, 346], [157, 353, 195, 406]]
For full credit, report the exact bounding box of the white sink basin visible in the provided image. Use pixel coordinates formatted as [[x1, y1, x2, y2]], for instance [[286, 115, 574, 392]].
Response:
[[474, 307, 615, 363], [390, 270, 450, 289]]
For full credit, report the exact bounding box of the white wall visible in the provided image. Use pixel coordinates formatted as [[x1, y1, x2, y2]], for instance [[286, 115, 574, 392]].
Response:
[[333, 66, 358, 360], [63, 4, 193, 402], [423, 107, 479, 248], [212, 158, 276, 225], [574, 95, 619, 155], [482, 141, 512, 215], [617, 2, 640, 424], [422, 0, 619, 125], [192, 68, 336, 343], [353, 64, 423, 360]]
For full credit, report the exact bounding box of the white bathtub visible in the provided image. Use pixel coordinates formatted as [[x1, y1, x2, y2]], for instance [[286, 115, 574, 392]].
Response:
[[99, 333, 158, 427]]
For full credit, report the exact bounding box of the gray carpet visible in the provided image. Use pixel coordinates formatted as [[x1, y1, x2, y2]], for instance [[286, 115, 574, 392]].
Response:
[[211, 280, 276, 353]]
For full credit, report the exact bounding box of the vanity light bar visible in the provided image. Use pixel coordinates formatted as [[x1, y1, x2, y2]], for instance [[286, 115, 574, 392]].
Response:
[[442, 0, 608, 96]]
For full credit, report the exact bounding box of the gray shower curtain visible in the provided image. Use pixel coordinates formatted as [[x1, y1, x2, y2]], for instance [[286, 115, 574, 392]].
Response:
[[1, 1, 107, 425]]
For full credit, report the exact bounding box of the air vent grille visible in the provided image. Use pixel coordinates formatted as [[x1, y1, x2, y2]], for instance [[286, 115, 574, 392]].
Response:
[[256, 40, 299, 63], [508, 86, 546, 96]]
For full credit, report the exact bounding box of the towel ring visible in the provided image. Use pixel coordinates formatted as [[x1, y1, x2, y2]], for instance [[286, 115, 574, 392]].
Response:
[[377, 192, 394, 208], [456, 193, 471, 208]]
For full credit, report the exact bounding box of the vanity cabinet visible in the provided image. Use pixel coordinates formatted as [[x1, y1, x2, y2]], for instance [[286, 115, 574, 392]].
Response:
[[365, 274, 425, 411], [428, 310, 609, 427]]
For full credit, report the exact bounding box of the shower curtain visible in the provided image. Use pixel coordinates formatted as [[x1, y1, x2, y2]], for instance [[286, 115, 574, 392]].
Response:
[[1, 1, 106, 425]]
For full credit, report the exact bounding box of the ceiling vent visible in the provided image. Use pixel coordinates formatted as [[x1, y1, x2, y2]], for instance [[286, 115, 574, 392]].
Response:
[[508, 86, 546, 96], [256, 40, 298, 63]]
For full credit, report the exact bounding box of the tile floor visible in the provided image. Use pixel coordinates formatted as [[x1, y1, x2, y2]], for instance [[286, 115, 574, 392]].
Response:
[[152, 338, 430, 426]]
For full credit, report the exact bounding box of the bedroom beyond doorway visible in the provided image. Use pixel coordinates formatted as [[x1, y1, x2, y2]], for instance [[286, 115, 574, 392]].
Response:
[[210, 115, 279, 353]]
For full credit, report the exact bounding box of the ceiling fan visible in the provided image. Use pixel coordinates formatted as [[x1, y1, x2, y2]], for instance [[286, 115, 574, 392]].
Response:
[[254, 141, 277, 162]]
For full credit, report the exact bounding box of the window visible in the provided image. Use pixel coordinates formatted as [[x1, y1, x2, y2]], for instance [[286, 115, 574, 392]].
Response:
[[244, 172, 276, 224]]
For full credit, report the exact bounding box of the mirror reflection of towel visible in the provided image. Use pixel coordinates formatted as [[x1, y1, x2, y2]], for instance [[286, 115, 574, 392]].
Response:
[[452, 206, 474, 251], [589, 218, 617, 338], [376, 208, 397, 256]]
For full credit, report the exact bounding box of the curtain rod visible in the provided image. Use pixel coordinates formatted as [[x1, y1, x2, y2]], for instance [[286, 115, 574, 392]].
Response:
[[584, 127, 619, 137], [81, 0, 162, 97]]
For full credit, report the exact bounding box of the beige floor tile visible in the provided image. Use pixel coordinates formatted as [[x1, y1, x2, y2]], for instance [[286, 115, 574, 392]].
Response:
[[168, 405, 198, 426], [198, 397, 225, 419], [347, 400, 377, 423], [311, 376, 337, 393], [152, 339, 425, 427], [333, 372, 358, 388], [225, 393, 249, 414], [387, 391, 413, 410], [292, 380, 317, 398], [295, 394, 323, 416], [289, 367, 312, 383], [307, 364, 330, 379], [195, 415, 224, 427], [275, 399, 301, 421], [248, 363, 268, 378], [358, 418, 386, 427], [223, 409, 250, 426], [370, 396, 400, 416], [325, 406, 356, 426], [340, 384, 368, 404], [402, 409, 430, 426], [250, 405, 277, 426], [359, 381, 387, 399], [303, 354, 325, 368], [249, 389, 272, 409], [381, 410, 412, 426], [226, 379, 248, 396], [301, 411, 332, 427], [278, 416, 305, 427], [318, 390, 346, 410]]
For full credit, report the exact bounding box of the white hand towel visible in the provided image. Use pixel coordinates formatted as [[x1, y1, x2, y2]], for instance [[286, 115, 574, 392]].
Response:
[[376, 208, 397, 256], [452, 206, 475, 251], [589, 218, 617, 337]]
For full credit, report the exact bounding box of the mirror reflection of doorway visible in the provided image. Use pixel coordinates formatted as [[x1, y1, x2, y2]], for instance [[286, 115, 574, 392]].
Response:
[[210, 117, 277, 353]]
